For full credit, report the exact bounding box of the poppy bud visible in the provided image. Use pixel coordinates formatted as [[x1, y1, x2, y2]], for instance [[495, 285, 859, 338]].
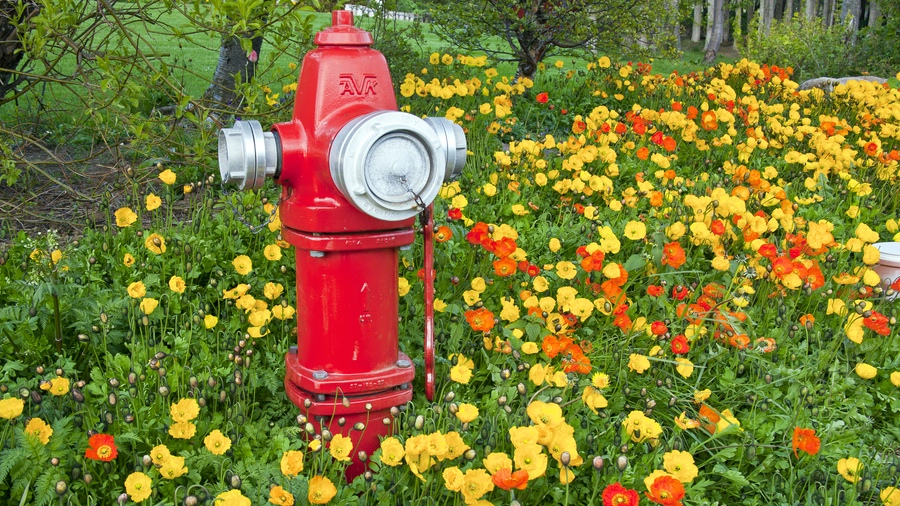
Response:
[[593, 456, 604, 471], [616, 455, 628, 471]]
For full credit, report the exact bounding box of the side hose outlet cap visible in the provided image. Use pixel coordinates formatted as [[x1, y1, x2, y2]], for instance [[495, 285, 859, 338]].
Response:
[[218, 120, 279, 190], [423, 116, 467, 182]]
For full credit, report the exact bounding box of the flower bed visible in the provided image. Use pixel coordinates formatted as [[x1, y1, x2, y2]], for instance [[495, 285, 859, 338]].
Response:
[[0, 55, 898, 505]]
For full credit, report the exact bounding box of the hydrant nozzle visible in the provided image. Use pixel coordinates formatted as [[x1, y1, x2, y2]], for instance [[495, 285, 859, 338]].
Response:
[[218, 120, 280, 190]]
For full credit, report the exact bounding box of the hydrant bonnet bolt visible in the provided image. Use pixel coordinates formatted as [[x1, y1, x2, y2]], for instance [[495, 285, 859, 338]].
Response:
[[218, 120, 281, 190]]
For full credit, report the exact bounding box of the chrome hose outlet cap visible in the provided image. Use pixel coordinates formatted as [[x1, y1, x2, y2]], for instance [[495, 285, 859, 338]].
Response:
[[218, 120, 279, 190], [424, 117, 467, 182]]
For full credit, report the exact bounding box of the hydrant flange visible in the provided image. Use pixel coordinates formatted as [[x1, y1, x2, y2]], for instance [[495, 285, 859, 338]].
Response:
[[218, 120, 280, 191]]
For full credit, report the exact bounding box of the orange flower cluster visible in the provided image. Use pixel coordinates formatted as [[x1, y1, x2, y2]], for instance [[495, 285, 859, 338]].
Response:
[[541, 334, 592, 374]]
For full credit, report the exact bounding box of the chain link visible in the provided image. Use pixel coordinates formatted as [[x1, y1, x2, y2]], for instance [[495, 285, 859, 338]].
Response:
[[398, 177, 430, 227], [220, 181, 281, 234]]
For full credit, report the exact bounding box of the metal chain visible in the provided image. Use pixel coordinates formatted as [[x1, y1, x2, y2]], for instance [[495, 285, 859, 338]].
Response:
[[398, 177, 430, 227], [220, 181, 281, 234]]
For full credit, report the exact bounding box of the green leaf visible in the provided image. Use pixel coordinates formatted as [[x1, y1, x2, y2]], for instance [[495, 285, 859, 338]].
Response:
[[623, 254, 646, 272], [713, 463, 750, 486]]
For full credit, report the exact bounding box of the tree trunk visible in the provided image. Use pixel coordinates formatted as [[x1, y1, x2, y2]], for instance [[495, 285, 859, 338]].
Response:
[[0, 1, 39, 98], [704, 0, 714, 50], [840, 0, 860, 29], [703, 0, 724, 63], [733, 6, 742, 50], [203, 33, 264, 114], [723, 6, 730, 43], [758, 0, 766, 35], [823, 0, 835, 26], [766, 0, 776, 30], [671, 0, 682, 51], [785, 0, 794, 19], [692, 2, 703, 43], [868, 1, 881, 29], [805, 0, 816, 20]]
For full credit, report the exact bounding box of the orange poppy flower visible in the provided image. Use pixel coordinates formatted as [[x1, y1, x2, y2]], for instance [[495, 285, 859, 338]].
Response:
[[698, 404, 720, 434], [493, 257, 517, 277], [670, 334, 690, 355], [465, 308, 495, 333], [542, 334, 561, 358], [636, 146, 650, 160], [662, 136, 677, 152], [493, 237, 518, 258], [492, 468, 528, 490], [435, 226, 453, 242], [645, 475, 685, 506], [700, 111, 718, 131], [662, 241, 686, 269], [792, 427, 820, 458], [580, 250, 605, 272], [771, 256, 794, 278]]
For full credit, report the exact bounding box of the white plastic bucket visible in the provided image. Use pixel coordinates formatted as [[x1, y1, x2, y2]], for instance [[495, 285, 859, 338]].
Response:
[[872, 242, 900, 300]]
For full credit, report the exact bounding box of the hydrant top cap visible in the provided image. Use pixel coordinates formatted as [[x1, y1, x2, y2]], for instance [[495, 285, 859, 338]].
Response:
[[314, 11, 374, 46]]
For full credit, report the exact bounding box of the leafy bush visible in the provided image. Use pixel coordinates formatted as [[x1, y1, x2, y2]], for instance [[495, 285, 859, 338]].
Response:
[[740, 15, 860, 81]]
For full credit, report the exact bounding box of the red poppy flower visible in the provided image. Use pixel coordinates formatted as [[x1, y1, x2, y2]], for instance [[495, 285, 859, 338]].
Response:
[[863, 311, 890, 336], [492, 468, 529, 490], [757, 242, 778, 259], [650, 131, 664, 145], [535, 92, 549, 104], [602, 482, 640, 506], [670, 334, 690, 355], [465, 308, 495, 333], [864, 142, 879, 156], [710, 219, 725, 235], [671, 285, 690, 300], [85, 434, 118, 462], [792, 427, 820, 458], [465, 222, 490, 245], [448, 208, 462, 220], [645, 475, 685, 506], [650, 321, 668, 336]]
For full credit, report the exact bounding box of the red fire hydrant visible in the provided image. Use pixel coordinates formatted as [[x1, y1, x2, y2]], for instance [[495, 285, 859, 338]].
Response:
[[217, 11, 465, 478]]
